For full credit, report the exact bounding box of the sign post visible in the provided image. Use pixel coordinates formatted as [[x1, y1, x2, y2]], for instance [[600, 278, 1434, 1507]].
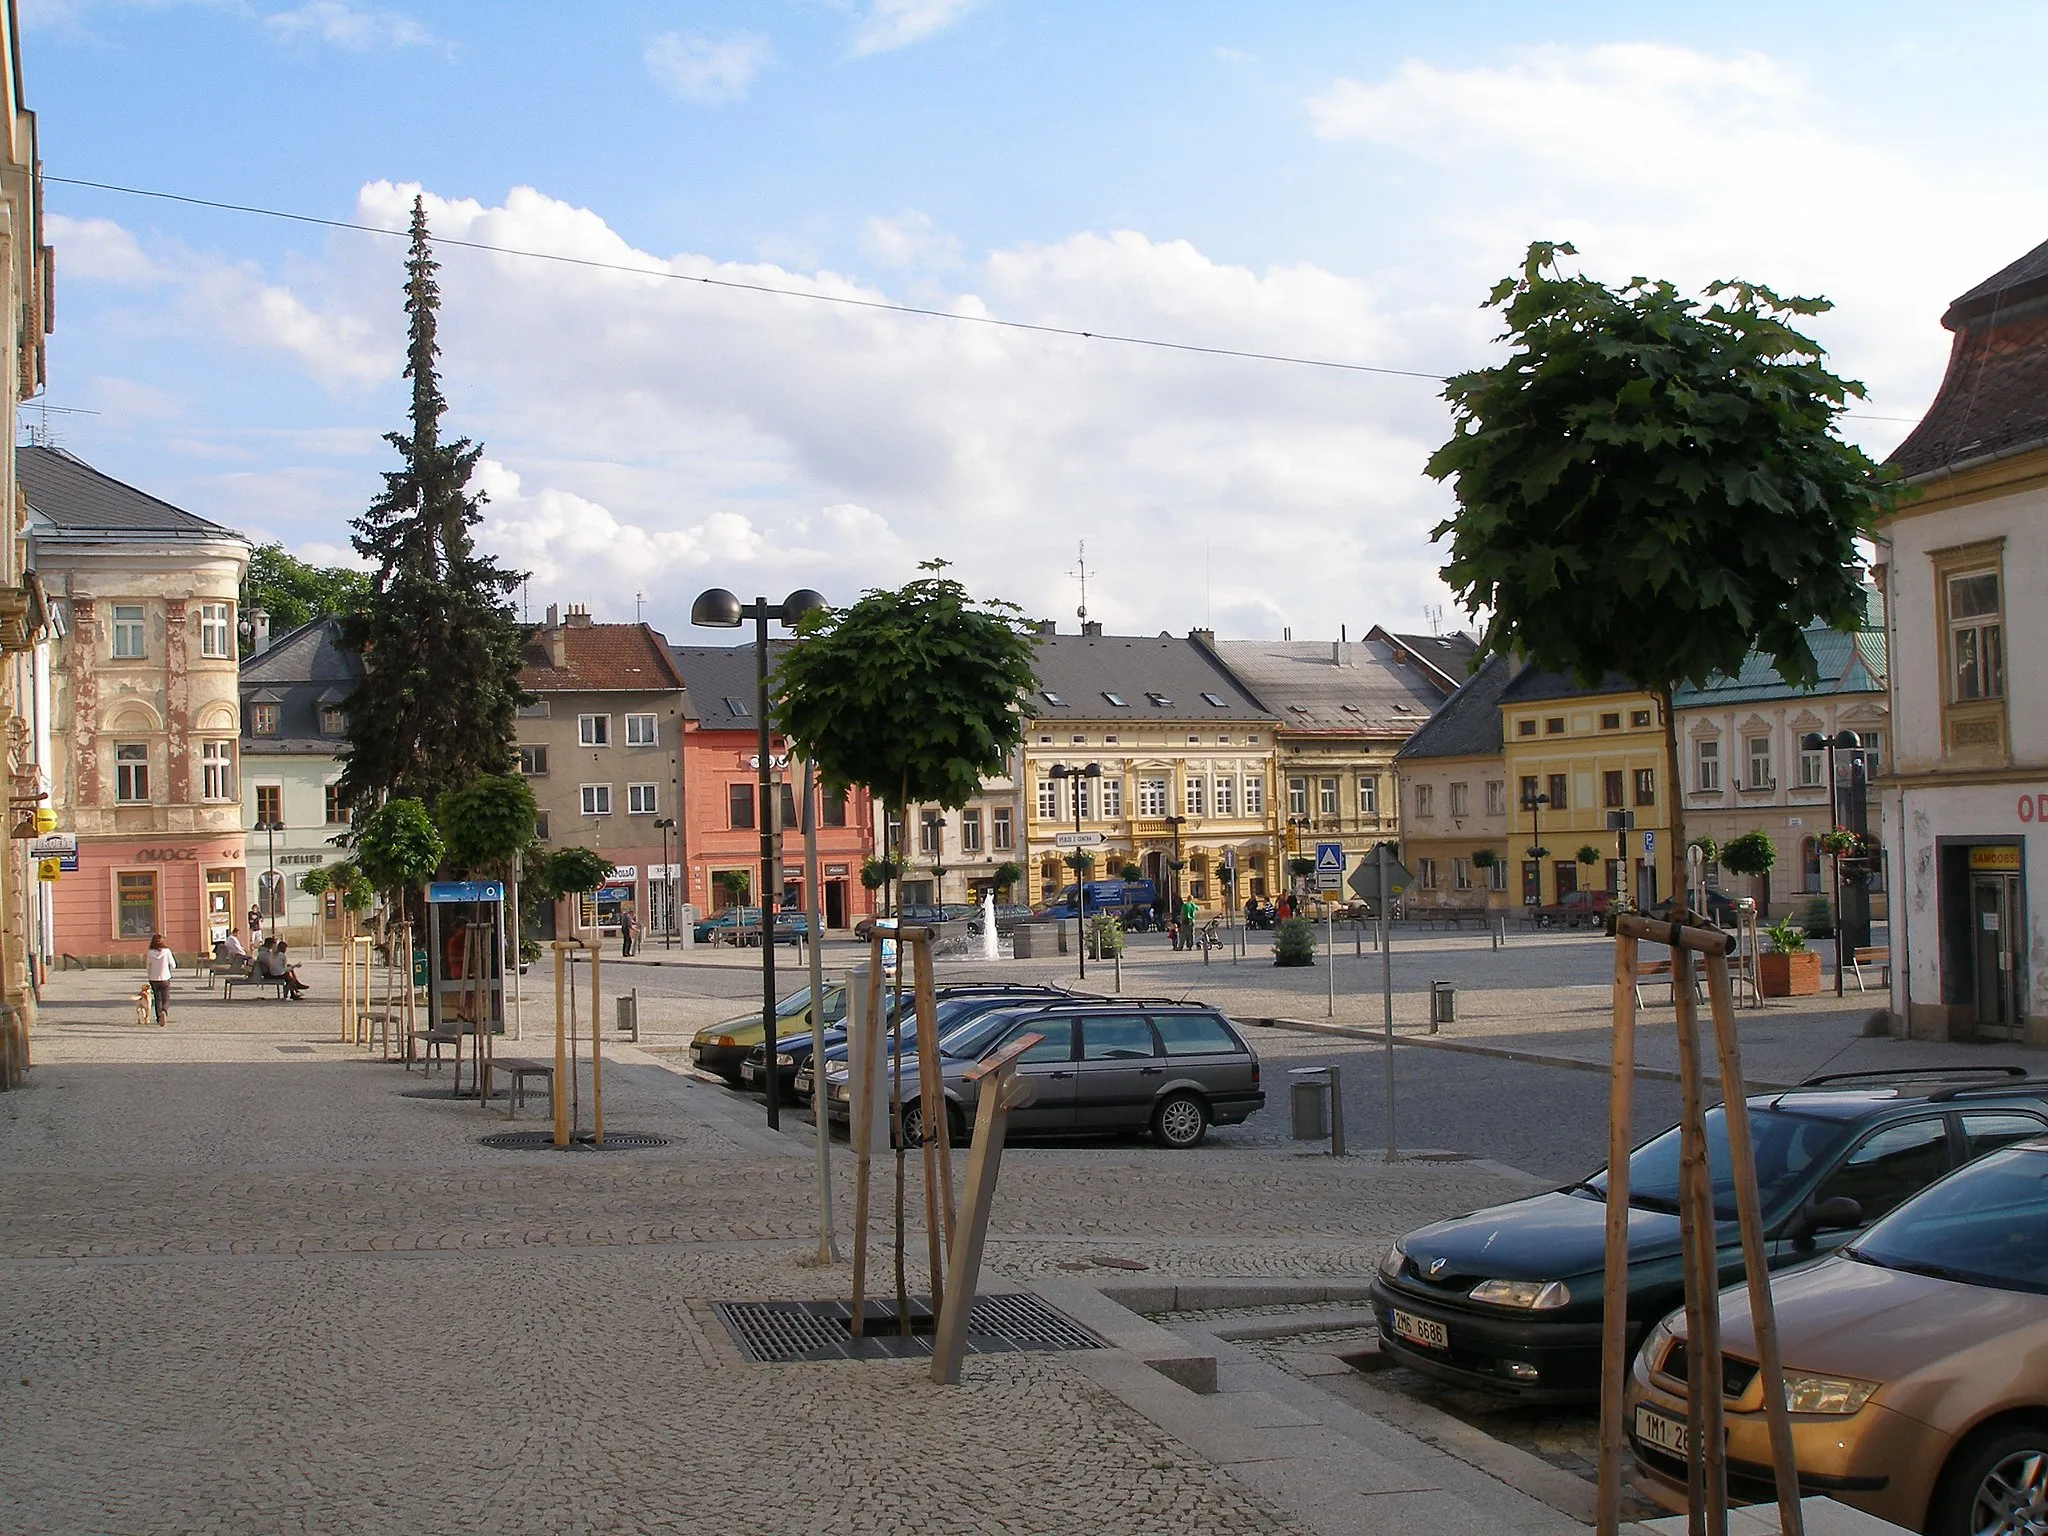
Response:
[[1316, 843, 1344, 1018], [1349, 844, 1412, 1163]]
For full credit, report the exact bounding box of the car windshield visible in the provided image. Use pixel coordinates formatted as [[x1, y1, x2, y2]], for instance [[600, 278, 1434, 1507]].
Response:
[[1848, 1145, 2048, 1295], [1587, 1106, 1850, 1218], [937, 1004, 1045, 1058]]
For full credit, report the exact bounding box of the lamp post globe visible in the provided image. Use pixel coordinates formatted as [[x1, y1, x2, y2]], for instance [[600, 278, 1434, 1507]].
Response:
[[781, 589, 829, 625], [690, 588, 743, 628]]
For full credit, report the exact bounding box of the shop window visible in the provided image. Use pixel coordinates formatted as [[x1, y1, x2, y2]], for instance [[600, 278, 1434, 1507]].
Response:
[[199, 603, 232, 659], [117, 870, 158, 939], [111, 604, 146, 659], [115, 744, 150, 802]]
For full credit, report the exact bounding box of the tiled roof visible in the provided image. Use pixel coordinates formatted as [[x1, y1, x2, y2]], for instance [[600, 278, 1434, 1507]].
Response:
[[1364, 626, 1479, 692], [1888, 237, 2048, 481], [1673, 623, 1886, 708], [519, 622, 686, 694], [1209, 638, 1445, 734], [240, 615, 362, 753], [1393, 654, 1516, 762], [671, 642, 780, 727], [1028, 632, 1273, 723], [20, 445, 245, 540]]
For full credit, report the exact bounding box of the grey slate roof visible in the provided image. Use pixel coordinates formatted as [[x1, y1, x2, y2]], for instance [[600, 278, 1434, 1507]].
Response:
[[20, 445, 244, 540], [1497, 667, 1641, 705], [672, 642, 782, 727], [1393, 653, 1516, 762], [1673, 624, 1886, 708], [1028, 633, 1273, 723], [1210, 638, 1446, 734], [1364, 626, 1479, 692], [240, 615, 363, 754]]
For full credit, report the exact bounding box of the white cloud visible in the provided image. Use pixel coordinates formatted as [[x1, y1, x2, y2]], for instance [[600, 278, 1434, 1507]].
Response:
[[850, 0, 977, 57], [862, 212, 961, 269], [46, 215, 162, 284], [263, 0, 433, 49], [644, 29, 770, 105]]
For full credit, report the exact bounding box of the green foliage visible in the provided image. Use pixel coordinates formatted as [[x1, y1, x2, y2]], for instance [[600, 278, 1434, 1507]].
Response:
[[773, 563, 1039, 815], [1428, 242, 1894, 695], [1797, 895, 1836, 938], [546, 846, 614, 897], [434, 774, 537, 874], [1765, 914, 1809, 954], [336, 197, 527, 816], [714, 868, 751, 905], [1064, 850, 1095, 877], [1087, 913, 1125, 958], [1117, 862, 1143, 882], [298, 866, 333, 896], [353, 798, 445, 894], [1287, 856, 1315, 879], [992, 860, 1024, 894], [241, 543, 371, 652], [1575, 845, 1600, 865], [1273, 916, 1316, 967], [1470, 848, 1497, 869], [1687, 835, 1720, 866], [1720, 830, 1778, 878], [859, 857, 900, 891], [341, 872, 376, 914]]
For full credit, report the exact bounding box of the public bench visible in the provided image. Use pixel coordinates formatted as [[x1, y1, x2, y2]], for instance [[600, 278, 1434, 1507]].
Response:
[[485, 1057, 556, 1119], [218, 961, 288, 1001], [1634, 958, 1705, 1008], [1849, 946, 1891, 991]]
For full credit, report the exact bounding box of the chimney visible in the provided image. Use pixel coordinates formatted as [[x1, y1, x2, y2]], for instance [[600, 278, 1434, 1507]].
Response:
[[1331, 640, 1346, 666], [545, 603, 560, 627], [1188, 627, 1215, 649], [1035, 619, 1057, 636], [1081, 620, 1103, 637], [1283, 626, 1293, 641], [565, 604, 594, 627], [248, 608, 271, 655], [544, 609, 568, 669]]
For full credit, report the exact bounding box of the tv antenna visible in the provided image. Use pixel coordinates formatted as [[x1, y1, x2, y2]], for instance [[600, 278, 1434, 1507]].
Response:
[[1070, 541, 1089, 625], [1424, 603, 1445, 636]]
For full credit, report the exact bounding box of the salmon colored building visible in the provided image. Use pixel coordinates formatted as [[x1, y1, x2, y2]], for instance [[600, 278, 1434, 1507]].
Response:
[[26, 447, 252, 962], [671, 643, 875, 930]]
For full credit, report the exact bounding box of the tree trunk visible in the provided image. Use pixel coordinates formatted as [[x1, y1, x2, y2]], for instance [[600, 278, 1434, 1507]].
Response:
[[1662, 690, 1688, 918]]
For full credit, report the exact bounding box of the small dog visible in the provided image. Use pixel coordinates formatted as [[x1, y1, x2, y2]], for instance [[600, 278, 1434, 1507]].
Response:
[[134, 986, 154, 1028]]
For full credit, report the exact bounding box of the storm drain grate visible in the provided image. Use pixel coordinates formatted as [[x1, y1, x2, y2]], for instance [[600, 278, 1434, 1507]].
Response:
[[715, 1293, 1106, 1364], [476, 1130, 671, 1152], [276, 1045, 315, 1054], [402, 1087, 504, 1101]]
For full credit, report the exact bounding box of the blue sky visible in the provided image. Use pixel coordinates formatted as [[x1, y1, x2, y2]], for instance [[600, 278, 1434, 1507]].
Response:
[[24, 1, 2048, 642]]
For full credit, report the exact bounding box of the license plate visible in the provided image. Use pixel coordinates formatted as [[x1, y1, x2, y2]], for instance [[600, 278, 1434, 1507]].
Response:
[[691, 1046, 708, 1064], [795, 1073, 812, 1096], [1390, 1309, 1449, 1350], [741, 1063, 762, 1084], [1634, 1405, 1688, 1458]]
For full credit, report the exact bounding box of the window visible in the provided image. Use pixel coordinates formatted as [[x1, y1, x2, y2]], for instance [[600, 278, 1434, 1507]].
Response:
[[517, 700, 552, 719], [1604, 770, 1625, 809], [111, 604, 145, 659], [1696, 739, 1721, 791], [1102, 778, 1122, 817], [254, 783, 282, 825], [723, 697, 750, 718], [1547, 773, 1568, 811], [1212, 776, 1232, 816], [961, 809, 983, 852], [1747, 736, 1772, 788], [1362, 777, 1382, 816], [1948, 570, 2005, 702], [1448, 781, 1469, 818], [728, 783, 754, 828], [581, 784, 612, 816], [1200, 691, 1228, 708], [1039, 690, 1063, 708], [1078, 735, 1091, 745], [1813, 1118, 1951, 1225], [1243, 777, 1263, 815], [1634, 768, 1655, 807], [624, 714, 658, 747], [578, 715, 610, 747], [1074, 777, 1093, 820], [1319, 778, 1339, 815], [251, 704, 279, 737], [1545, 716, 1565, 735], [115, 744, 149, 803], [1036, 779, 1059, 819], [1416, 856, 1437, 889], [534, 811, 550, 841], [1801, 836, 1821, 892], [1631, 710, 1653, 728], [1519, 775, 1540, 808], [202, 741, 235, 802], [820, 790, 847, 828], [1517, 719, 1537, 737], [1798, 747, 1825, 788], [1102, 692, 1127, 708], [1287, 778, 1308, 817], [1015, 1020, 1075, 1063], [1081, 1016, 1158, 1061], [991, 808, 1013, 850], [1154, 1012, 1237, 1055], [199, 603, 232, 659], [1413, 782, 1435, 817], [324, 783, 346, 824], [1483, 780, 1503, 817], [519, 745, 549, 776], [1144, 691, 1172, 707], [627, 783, 658, 815], [1173, 776, 1198, 816], [1858, 732, 1884, 778], [1137, 778, 1168, 818], [1598, 711, 1620, 731], [1454, 857, 1473, 890], [319, 706, 346, 736], [1961, 1111, 2048, 1160], [1489, 859, 1507, 892], [920, 811, 943, 854], [779, 784, 798, 829], [116, 871, 157, 940]]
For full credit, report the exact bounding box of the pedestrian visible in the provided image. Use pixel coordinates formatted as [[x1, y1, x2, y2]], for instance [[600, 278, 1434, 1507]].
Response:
[[145, 933, 175, 1025], [1243, 894, 1259, 928], [620, 906, 638, 957], [247, 903, 263, 943], [1277, 893, 1292, 923], [1180, 893, 1198, 950]]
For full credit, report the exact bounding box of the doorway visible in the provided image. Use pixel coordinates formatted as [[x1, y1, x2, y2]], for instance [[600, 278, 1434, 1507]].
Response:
[[1971, 872, 2024, 1040], [1553, 860, 1578, 899], [205, 871, 236, 945], [825, 879, 847, 929]]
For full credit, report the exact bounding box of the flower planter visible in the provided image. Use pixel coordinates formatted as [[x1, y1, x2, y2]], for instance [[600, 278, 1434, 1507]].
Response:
[[1759, 950, 1821, 997]]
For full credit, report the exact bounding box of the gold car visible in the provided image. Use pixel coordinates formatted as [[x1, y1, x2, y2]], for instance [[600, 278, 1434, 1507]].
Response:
[[1628, 1137, 2048, 1534], [689, 982, 845, 1085]]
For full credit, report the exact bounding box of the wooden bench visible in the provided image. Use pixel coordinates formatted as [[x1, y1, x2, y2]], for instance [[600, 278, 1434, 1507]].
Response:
[[204, 958, 249, 992], [409, 1027, 463, 1075], [1849, 946, 1891, 991], [1634, 958, 1705, 1008], [220, 963, 288, 1001], [486, 1057, 556, 1119]]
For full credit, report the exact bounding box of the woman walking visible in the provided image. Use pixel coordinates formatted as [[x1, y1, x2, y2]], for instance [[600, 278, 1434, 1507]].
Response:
[[145, 933, 175, 1025]]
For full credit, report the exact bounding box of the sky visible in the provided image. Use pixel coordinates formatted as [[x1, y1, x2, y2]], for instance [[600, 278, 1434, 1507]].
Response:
[[21, 1, 2048, 645]]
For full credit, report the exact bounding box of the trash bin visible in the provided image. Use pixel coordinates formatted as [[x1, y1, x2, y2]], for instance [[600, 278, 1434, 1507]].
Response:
[[412, 948, 428, 989], [1289, 1066, 1331, 1140], [1430, 979, 1455, 1030], [616, 991, 638, 1041]]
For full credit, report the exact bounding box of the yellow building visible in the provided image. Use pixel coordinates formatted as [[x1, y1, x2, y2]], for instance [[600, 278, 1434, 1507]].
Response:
[[1498, 669, 1676, 908]]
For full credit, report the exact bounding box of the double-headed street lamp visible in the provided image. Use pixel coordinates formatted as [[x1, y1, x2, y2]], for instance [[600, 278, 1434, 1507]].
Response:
[[1520, 790, 1551, 905], [1801, 729, 1865, 997], [1047, 763, 1100, 978], [691, 586, 830, 1130], [255, 815, 283, 930], [652, 817, 677, 949]]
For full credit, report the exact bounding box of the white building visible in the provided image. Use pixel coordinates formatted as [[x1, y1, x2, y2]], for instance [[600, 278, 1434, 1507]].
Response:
[[1878, 236, 2048, 1044]]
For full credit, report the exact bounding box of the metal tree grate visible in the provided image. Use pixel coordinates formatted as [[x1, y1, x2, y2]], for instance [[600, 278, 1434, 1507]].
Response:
[[476, 1130, 671, 1152], [715, 1293, 1105, 1365]]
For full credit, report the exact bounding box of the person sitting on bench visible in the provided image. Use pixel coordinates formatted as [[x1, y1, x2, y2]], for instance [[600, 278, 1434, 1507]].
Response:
[[254, 940, 308, 1001], [213, 929, 249, 963]]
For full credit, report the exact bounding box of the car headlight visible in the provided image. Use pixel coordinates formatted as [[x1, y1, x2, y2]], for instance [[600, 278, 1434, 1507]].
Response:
[[829, 1084, 850, 1102], [1783, 1374, 1878, 1415], [775, 1053, 795, 1067], [1379, 1241, 1407, 1280], [1467, 1279, 1572, 1310]]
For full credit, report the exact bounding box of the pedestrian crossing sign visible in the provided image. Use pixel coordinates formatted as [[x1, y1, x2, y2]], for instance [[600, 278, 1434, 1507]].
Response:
[[1315, 842, 1345, 891]]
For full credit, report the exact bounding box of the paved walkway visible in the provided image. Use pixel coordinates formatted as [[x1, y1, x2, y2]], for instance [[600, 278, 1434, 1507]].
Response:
[[3, 961, 1597, 1536]]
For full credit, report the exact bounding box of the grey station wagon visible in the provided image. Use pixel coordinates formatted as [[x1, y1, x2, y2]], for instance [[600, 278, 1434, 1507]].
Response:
[[823, 1000, 1265, 1149]]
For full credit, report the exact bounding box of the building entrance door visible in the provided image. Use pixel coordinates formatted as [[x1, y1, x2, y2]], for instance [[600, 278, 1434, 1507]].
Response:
[[1553, 860, 1578, 899], [204, 872, 236, 945], [824, 879, 847, 929], [1971, 872, 2024, 1040]]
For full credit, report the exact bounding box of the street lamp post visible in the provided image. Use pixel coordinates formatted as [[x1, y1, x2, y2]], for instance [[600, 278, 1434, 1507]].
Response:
[[1802, 730, 1864, 997], [1168, 813, 1189, 946], [256, 816, 281, 933], [691, 586, 830, 1131], [1521, 791, 1550, 907], [653, 817, 676, 948], [1048, 763, 1100, 978]]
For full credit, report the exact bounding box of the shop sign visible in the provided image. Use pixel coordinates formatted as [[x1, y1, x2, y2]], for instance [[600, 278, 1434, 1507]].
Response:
[[2018, 795, 2048, 823], [825, 864, 849, 877], [1970, 846, 2023, 873], [138, 847, 198, 862], [607, 865, 638, 881]]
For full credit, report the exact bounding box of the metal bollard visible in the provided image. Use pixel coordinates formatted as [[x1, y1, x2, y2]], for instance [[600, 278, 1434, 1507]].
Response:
[[1429, 979, 1454, 1033]]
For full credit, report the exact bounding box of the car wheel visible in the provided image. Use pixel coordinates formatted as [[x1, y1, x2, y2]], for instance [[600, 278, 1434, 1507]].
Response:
[[1931, 1423, 2048, 1536], [1152, 1092, 1209, 1149]]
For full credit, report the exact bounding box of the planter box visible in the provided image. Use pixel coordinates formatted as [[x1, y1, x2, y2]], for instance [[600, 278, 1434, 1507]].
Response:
[[1759, 949, 1821, 997]]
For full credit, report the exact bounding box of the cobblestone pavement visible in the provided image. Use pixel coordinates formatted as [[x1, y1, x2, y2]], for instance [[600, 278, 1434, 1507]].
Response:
[[2, 966, 1557, 1536]]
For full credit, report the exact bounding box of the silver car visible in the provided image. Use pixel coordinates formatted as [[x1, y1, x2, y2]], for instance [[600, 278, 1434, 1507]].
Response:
[[822, 1002, 1265, 1149]]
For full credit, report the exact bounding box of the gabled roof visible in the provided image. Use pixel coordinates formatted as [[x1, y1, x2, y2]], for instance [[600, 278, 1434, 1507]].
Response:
[[1673, 623, 1887, 708], [671, 642, 782, 727], [19, 445, 245, 541], [1393, 654, 1516, 762], [1209, 637, 1445, 734], [239, 615, 362, 754], [1028, 632, 1272, 724], [1364, 626, 1479, 693], [1888, 236, 2048, 482], [1496, 667, 1643, 705], [519, 621, 686, 694]]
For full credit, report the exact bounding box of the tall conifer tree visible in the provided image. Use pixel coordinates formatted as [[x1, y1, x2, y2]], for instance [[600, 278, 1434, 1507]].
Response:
[[338, 197, 527, 815]]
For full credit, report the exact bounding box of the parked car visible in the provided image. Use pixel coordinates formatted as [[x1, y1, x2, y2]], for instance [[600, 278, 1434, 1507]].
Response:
[[965, 903, 1034, 937], [853, 905, 951, 940], [692, 907, 807, 947], [1629, 1132, 2048, 1533], [789, 986, 1079, 1104], [1532, 889, 1611, 929], [1368, 1066, 2048, 1403], [689, 981, 848, 1086], [820, 999, 1265, 1149], [748, 983, 1072, 1098]]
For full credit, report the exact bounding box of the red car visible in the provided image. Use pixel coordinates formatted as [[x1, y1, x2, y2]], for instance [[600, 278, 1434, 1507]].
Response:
[[1532, 889, 1610, 929]]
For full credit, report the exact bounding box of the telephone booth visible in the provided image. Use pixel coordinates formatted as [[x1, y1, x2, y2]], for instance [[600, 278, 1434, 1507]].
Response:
[[425, 880, 506, 1038]]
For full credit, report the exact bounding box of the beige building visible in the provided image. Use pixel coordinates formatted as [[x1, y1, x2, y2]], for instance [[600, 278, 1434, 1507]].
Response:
[[896, 752, 1023, 906], [1391, 656, 1515, 910]]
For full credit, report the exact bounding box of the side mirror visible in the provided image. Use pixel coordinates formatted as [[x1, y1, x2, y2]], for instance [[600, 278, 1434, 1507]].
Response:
[[1783, 1194, 1865, 1246]]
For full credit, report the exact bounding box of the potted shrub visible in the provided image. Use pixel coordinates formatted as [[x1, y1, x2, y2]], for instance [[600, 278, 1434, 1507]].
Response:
[[1758, 916, 1821, 996], [1117, 862, 1143, 883], [1525, 845, 1549, 861], [1470, 848, 1498, 870], [1086, 913, 1125, 959], [1273, 916, 1316, 967], [1720, 829, 1778, 919], [1798, 895, 1836, 938], [1575, 845, 1600, 866]]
